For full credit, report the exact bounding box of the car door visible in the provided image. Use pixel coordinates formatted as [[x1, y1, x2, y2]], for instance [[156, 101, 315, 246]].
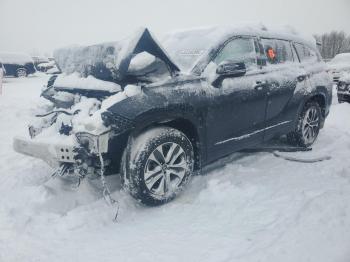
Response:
[[259, 38, 308, 141], [204, 36, 270, 162]]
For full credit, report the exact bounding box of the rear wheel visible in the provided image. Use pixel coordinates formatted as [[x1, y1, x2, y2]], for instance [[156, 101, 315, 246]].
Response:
[[287, 101, 321, 147], [121, 127, 194, 206], [16, 68, 27, 77]]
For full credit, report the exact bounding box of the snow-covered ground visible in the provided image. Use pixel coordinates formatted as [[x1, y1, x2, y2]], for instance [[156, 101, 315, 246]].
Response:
[[1, 74, 350, 262]]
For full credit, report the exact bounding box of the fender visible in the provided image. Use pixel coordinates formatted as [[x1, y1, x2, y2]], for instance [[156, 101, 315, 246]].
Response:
[[104, 91, 207, 169], [293, 87, 328, 130]]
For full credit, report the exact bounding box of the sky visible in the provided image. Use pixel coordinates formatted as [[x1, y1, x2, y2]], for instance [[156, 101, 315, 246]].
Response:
[[0, 0, 349, 56]]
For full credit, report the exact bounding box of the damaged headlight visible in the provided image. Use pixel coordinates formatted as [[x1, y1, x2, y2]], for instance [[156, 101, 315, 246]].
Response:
[[75, 130, 110, 154], [101, 111, 133, 133]]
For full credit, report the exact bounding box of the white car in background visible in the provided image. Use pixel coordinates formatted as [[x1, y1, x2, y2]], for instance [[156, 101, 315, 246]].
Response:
[[337, 72, 350, 103], [37, 60, 61, 74], [0, 62, 4, 94], [0, 61, 4, 80], [328, 53, 350, 82]]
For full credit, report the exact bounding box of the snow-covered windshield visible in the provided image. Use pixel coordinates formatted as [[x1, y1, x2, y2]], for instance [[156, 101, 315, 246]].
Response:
[[161, 27, 230, 72], [330, 53, 350, 64]]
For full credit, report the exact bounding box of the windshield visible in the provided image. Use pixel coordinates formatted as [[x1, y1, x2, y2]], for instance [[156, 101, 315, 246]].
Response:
[[161, 27, 231, 72]]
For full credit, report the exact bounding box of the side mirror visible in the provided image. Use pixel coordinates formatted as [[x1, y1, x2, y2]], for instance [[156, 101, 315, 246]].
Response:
[[212, 61, 246, 87]]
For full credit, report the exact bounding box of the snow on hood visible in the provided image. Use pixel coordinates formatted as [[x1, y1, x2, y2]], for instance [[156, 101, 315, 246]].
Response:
[[330, 53, 350, 64], [328, 53, 350, 71], [339, 72, 350, 83], [53, 73, 122, 93], [0, 52, 34, 65]]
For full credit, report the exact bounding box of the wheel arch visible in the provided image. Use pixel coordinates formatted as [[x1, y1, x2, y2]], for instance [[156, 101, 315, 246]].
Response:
[[131, 117, 203, 171], [15, 67, 27, 77], [296, 92, 327, 129], [307, 93, 326, 117]]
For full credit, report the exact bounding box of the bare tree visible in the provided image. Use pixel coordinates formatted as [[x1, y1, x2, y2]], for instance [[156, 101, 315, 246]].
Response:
[[314, 31, 350, 59]]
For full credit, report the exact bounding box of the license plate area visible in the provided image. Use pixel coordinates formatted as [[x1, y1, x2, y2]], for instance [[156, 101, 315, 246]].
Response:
[[56, 146, 75, 163]]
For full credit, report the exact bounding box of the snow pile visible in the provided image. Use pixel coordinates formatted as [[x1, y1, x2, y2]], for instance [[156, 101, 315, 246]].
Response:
[[0, 52, 34, 65], [53, 43, 122, 81], [128, 51, 156, 72], [53, 29, 155, 81], [53, 73, 122, 93]]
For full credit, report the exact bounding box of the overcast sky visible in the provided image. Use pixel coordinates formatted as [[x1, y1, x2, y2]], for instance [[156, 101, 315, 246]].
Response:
[[0, 0, 349, 56]]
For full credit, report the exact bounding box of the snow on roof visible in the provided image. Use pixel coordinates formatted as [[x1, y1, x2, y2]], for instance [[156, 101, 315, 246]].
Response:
[[54, 23, 317, 75], [164, 23, 316, 50], [162, 23, 317, 71], [0, 52, 34, 65]]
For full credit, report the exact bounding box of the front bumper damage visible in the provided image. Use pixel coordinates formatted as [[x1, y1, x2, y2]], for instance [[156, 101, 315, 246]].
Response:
[[13, 130, 112, 177], [13, 136, 76, 167]]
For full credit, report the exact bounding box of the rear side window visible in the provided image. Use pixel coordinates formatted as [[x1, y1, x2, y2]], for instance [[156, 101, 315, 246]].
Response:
[[261, 38, 294, 64], [213, 37, 257, 70], [294, 43, 318, 63]]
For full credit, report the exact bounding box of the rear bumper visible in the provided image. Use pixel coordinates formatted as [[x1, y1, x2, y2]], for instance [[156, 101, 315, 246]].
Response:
[[13, 136, 76, 167]]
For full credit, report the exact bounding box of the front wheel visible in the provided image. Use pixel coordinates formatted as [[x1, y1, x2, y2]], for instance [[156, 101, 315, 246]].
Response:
[[121, 127, 194, 206], [16, 68, 27, 77], [287, 101, 322, 147]]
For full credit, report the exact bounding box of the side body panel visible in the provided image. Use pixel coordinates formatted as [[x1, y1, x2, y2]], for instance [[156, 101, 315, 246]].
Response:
[[204, 72, 269, 163]]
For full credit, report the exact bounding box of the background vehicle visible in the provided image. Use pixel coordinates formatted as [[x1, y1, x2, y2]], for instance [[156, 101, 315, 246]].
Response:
[[337, 73, 350, 103], [328, 53, 350, 82], [0, 53, 36, 77], [36, 60, 61, 74], [36, 61, 55, 72], [0, 62, 4, 90], [0, 62, 4, 76], [13, 25, 332, 205], [32, 56, 49, 68]]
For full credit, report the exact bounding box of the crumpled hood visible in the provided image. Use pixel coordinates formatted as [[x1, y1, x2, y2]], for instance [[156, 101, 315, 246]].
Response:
[[54, 28, 180, 85]]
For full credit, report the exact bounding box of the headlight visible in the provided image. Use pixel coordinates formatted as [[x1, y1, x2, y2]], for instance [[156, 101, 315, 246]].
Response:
[[75, 130, 111, 154], [75, 132, 99, 153], [101, 111, 133, 133]]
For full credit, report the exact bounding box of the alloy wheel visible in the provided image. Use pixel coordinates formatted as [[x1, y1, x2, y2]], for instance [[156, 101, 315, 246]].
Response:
[[301, 106, 320, 145], [16, 69, 27, 77], [144, 142, 188, 198]]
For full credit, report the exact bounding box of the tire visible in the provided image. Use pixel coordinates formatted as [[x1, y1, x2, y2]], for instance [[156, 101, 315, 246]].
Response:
[[287, 101, 322, 147], [16, 68, 27, 77], [121, 127, 194, 206]]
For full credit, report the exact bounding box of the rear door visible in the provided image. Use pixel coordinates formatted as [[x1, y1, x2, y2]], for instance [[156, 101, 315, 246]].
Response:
[[205, 36, 270, 162], [259, 38, 308, 140]]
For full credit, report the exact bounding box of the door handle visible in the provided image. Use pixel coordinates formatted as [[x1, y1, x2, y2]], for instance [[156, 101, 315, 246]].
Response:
[[253, 81, 267, 91]]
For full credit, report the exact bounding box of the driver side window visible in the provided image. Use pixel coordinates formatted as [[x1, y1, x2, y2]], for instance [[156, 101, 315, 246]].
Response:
[[213, 37, 257, 70]]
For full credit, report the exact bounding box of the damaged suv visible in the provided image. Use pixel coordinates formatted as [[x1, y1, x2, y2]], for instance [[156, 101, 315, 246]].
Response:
[[13, 25, 332, 205]]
